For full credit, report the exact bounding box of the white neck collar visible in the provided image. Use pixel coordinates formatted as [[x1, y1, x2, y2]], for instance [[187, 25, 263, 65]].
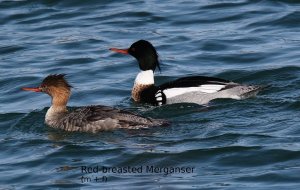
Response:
[[134, 70, 154, 85]]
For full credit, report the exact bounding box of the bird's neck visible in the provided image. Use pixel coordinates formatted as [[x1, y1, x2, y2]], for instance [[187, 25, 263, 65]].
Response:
[[134, 70, 155, 85], [51, 89, 70, 107], [132, 70, 155, 102], [45, 93, 69, 126]]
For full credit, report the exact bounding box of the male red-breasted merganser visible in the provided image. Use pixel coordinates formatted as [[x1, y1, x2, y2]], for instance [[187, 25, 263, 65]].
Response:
[[22, 74, 168, 133], [110, 40, 263, 106]]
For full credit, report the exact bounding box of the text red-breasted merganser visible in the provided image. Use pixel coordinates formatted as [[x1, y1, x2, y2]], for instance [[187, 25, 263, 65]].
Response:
[[110, 40, 264, 106], [22, 74, 168, 133]]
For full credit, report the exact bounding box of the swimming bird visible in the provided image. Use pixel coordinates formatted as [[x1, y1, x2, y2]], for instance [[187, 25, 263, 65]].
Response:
[[110, 40, 263, 106], [22, 74, 168, 133]]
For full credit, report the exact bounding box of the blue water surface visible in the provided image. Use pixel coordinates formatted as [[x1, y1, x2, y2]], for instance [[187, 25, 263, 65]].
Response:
[[1, 0, 300, 189]]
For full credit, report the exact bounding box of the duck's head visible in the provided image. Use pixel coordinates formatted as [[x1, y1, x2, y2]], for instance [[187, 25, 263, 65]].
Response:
[[22, 74, 72, 106], [110, 40, 161, 72]]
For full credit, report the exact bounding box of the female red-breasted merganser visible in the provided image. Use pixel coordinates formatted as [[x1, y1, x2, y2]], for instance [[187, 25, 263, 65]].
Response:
[[110, 40, 263, 106], [22, 74, 168, 133]]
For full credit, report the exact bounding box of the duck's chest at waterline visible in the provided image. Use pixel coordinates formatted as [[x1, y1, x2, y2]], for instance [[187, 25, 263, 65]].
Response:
[[131, 83, 153, 102], [45, 106, 67, 128], [132, 70, 155, 102]]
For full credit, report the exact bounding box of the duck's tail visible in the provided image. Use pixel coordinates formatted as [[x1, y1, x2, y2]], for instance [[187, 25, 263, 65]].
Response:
[[239, 84, 270, 99]]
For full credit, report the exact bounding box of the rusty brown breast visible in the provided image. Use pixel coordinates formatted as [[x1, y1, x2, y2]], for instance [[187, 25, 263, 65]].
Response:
[[132, 83, 153, 102]]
